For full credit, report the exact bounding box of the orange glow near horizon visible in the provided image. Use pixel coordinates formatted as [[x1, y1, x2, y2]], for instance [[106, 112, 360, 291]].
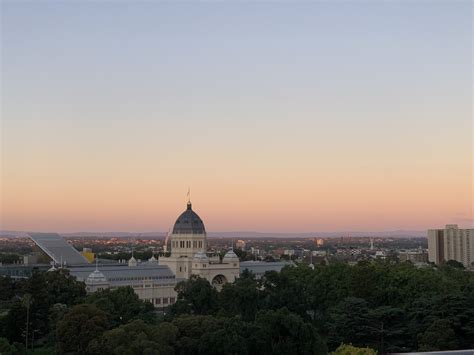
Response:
[[1, 154, 472, 232], [1, 2, 472, 233]]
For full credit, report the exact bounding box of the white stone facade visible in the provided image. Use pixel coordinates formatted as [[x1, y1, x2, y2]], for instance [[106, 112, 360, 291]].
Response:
[[159, 201, 240, 288]]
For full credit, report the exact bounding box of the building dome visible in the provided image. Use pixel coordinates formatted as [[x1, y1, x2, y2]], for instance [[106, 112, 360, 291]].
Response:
[[172, 202, 206, 235], [223, 250, 239, 262], [193, 251, 209, 262], [148, 255, 157, 263], [86, 269, 107, 284]]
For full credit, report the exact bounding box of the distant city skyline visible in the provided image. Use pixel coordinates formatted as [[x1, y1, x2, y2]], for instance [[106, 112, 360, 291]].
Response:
[[1, 1, 472, 232]]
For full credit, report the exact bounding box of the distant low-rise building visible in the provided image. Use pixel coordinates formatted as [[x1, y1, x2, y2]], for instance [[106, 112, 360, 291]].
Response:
[[399, 249, 428, 264], [236, 240, 246, 250], [314, 238, 325, 247]]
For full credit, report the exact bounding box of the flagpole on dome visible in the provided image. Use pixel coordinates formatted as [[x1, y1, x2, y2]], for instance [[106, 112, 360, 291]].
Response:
[[187, 187, 192, 209]]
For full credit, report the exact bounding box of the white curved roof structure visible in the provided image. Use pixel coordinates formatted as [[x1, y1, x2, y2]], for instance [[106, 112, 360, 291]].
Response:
[[29, 233, 89, 265]]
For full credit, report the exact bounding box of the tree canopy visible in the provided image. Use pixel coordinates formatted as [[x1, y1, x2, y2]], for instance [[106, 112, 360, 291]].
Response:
[[1, 260, 473, 354]]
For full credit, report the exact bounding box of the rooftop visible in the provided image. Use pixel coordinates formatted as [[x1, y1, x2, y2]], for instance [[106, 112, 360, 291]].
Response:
[[29, 233, 89, 266]]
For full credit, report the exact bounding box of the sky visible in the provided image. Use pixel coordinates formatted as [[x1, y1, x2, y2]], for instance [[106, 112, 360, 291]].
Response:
[[1, 1, 472, 233]]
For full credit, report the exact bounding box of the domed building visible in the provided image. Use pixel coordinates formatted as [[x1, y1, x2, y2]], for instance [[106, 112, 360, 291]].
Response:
[[51, 197, 293, 308], [159, 200, 240, 287], [85, 262, 109, 292]]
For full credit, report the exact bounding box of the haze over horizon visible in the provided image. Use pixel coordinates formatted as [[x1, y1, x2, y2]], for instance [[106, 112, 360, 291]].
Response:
[[1, 1, 472, 233]]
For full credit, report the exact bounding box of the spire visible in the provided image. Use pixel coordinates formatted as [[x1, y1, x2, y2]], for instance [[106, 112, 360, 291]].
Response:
[[186, 187, 192, 210], [95, 257, 99, 271], [128, 246, 137, 267]]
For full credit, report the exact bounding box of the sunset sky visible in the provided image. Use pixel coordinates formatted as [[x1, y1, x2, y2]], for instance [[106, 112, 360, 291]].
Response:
[[1, 1, 472, 233]]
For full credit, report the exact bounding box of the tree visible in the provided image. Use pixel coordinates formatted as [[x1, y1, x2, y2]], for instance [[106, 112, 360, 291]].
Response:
[[90, 320, 177, 355], [197, 317, 250, 355], [2, 300, 27, 343], [218, 273, 260, 321], [330, 344, 377, 355], [22, 294, 32, 352], [171, 315, 223, 353], [56, 304, 108, 355], [0, 337, 14, 355], [0, 276, 14, 301], [445, 260, 465, 269], [170, 276, 218, 316], [86, 286, 155, 327], [47, 303, 68, 345], [23, 272, 49, 342], [43, 269, 86, 306], [327, 297, 372, 349], [418, 319, 459, 351], [367, 306, 406, 353], [252, 308, 327, 355]]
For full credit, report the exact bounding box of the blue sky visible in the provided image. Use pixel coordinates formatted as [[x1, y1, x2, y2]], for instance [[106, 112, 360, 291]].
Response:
[[1, 1, 472, 232]]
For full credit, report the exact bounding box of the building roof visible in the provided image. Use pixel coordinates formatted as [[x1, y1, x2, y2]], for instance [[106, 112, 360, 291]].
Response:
[[193, 251, 209, 262], [172, 202, 206, 234], [240, 261, 294, 275], [29, 233, 89, 266], [68, 264, 176, 286], [86, 269, 107, 284], [223, 250, 239, 262]]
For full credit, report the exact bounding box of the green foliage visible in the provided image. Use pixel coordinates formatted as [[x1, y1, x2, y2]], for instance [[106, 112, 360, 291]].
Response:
[[1, 269, 86, 345], [85, 286, 155, 327], [0, 337, 15, 355], [197, 317, 251, 355], [170, 276, 218, 316], [417, 319, 459, 351], [445, 259, 465, 269], [327, 297, 373, 349], [2, 300, 27, 343], [171, 314, 222, 352], [0, 276, 15, 301], [169, 311, 326, 355], [330, 344, 377, 355], [3, 260, 473, 354], [56, 304, 108, 355], [218, 272, 260, 321], [89, 319, 177, 355], [252, 308, 327, 355], [43, 269, 87, 306]]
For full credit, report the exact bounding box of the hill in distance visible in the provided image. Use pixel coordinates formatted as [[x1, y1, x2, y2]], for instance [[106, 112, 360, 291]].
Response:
[[0, 230, 427, 238]]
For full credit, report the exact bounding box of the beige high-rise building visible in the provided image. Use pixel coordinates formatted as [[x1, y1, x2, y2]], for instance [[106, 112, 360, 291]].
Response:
[[428, 224, 474, 268]]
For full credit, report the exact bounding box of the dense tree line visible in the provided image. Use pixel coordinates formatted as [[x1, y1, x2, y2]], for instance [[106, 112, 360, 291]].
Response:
[[0, 260, 473, 354]]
